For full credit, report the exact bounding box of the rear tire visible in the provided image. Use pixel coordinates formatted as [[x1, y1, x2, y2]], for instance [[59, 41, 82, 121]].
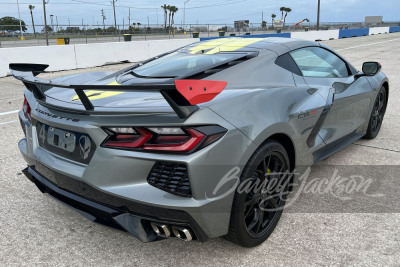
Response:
[[364, 86, 387, 139], [225, 140, 291, 247]]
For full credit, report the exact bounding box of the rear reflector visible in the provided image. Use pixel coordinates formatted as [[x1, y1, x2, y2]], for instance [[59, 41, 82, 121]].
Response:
[[175, 80, 228, 105]]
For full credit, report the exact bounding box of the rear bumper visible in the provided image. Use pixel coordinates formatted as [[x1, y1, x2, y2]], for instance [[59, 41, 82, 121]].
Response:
[[17, 98, 255, 239], [22, 165, 209, 242]]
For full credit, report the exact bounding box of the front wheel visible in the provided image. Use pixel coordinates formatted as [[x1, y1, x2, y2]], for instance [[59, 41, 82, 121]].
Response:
[[225, 140, 291, 247], [364, 86, 387, 139]]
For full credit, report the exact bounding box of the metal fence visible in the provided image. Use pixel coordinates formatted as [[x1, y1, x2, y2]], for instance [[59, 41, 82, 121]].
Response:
[[1, 21, 400, 48]]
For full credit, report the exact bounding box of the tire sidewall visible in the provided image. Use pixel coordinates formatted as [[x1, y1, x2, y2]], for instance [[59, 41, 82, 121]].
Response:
[[227, 140, 290, 247], [365, 86, 387, 139]]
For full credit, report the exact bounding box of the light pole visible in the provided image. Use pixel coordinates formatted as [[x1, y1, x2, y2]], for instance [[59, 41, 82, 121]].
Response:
[[112, 0, 117, 34], [317, 0, 321, 31], [50, 14, 54, 34], [43, 0, 49, 46], [183, 0, 191, 31], [16, 0, 24, 40]]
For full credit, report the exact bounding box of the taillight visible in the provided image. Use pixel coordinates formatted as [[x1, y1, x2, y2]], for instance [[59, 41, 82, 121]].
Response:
[[22, 95, 31, 121], [102, 126, 226, 153], [103, 128, 152, 148], [143, 128, 204, 152]]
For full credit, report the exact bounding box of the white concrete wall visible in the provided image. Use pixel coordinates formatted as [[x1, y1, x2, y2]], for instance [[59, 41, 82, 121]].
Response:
[[0, 45, 76, 77], [0, 38, 199, 77], [291, 30, 340, 41], [369, 27, 389, 35], [74, 38, 197, 69]]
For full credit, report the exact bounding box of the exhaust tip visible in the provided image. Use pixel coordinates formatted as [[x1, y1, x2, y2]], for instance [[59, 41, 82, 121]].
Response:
[[171, 226, 193, 241], [150, 222, 171, 238]]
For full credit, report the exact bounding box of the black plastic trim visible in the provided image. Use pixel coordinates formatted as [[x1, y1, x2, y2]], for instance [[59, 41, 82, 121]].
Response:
[[275, 53, 303, 76], [22, 164, 209, 242], [313, 131, 364, 164]]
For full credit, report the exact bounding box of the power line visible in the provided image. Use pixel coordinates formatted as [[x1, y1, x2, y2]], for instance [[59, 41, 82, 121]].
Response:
[[0, 0, 248, 10]]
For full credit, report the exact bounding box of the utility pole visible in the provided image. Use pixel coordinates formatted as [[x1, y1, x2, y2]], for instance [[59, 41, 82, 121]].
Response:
[[56, 16, 58, 32], [50, 14, 54, 34], [101, 9, 106, 30], [262, 11, 264, 28], [317, 0, 321, 31], [82, 18, 84, 38], [147, 16, 149, 28], [68, 17, 71, 27], [156, 8, 158, 26], [42, 0, 49, 46], [184, 0, 191, 30], [16, 0, 24, 40], [128, 8, 131, 29], [112, 0, 117, 34]]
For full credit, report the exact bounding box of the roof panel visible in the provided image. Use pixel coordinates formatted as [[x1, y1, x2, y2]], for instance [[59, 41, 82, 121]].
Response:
[[181, 37, 317, 55]]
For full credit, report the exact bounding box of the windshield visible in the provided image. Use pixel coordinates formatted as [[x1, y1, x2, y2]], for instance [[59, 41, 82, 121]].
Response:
[[132, 52, 246, 78]]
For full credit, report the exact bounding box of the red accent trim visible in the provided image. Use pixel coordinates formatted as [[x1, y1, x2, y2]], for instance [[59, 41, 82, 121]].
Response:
[[143, 129, 205, 152], [104, 128, 152, 148], [23, 96, 31, 121], [175, 80, 228, 105]]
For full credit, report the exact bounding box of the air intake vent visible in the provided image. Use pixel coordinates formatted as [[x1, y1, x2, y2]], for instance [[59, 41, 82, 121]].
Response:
[[147, 161, 192, 198]]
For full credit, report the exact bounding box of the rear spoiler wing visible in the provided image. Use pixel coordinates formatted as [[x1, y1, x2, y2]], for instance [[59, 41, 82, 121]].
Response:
[[10, 63, 203, 119]]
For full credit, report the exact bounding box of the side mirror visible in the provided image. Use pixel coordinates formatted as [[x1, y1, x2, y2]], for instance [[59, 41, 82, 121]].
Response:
[[362, 62, 382, 76]]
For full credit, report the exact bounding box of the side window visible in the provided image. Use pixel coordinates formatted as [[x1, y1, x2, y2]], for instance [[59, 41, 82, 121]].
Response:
[[290, 47, 350, 78]]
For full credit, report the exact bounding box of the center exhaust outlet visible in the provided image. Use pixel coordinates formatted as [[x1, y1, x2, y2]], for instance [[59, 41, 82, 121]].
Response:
[[171, 226, 193, 241]]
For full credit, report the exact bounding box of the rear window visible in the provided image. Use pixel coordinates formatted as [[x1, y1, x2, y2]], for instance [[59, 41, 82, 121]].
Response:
[[132, 52, 246, 78]]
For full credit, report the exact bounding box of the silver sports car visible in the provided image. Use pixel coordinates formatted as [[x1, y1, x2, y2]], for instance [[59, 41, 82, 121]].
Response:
[[13, 37, 388, 247]]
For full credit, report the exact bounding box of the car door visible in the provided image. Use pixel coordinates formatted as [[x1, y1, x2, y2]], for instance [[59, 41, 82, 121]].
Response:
[[290, 46, 372, 145]]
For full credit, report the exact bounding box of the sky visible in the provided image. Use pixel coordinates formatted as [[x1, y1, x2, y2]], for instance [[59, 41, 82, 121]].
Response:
[[0, 0, 399, 28]]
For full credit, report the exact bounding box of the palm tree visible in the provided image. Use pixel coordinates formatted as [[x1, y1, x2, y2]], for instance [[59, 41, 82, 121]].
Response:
[[28, 5, 36, 37], [161, 4, 168, 32], [280, 7, 286, 20], [167, 5, 172, 35], [271, 14, 276, 29], [283, 7, 292, 29], [170, 6, 178, 36]]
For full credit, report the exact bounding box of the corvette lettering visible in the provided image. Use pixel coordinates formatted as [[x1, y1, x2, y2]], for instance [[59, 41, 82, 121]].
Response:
[[35, 108, 80, 122]]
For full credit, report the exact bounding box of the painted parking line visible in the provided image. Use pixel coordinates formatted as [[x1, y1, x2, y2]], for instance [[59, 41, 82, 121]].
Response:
[[337, 38, 400, 51], [0, 110, 19, 116], [0, 120, 18, 126]]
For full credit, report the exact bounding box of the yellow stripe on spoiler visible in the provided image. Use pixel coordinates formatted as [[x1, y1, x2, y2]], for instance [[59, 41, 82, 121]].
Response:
[[71, 81, 124, 101], [189, 38, 267, 55]]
